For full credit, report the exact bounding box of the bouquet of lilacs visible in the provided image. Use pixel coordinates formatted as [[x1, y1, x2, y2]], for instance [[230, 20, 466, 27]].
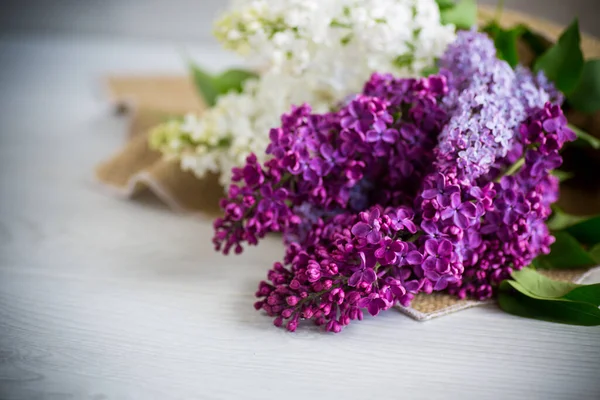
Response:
[[212, 31, 587, 332], [150, 0, 455, 187]]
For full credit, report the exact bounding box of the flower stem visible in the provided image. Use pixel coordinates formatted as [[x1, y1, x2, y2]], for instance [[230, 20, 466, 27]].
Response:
[[496, 157, 525, 182], [504, 157, 525, 177], [407, 231, 423, 243]]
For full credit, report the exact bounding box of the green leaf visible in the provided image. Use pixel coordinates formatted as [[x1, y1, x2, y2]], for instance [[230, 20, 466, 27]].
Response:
[[568, 59, 600, 113], [534, 19, 584, 94], [190, 63, 220, 107], [421, 64, 440, 77], [439, 0, 477, 30], [547, 206, 586, 231], [568, 124, 600, 149], [484, 23, 525, 68], [435, 0, 455, 10], [590, 244, 600, 263], [498, 281, 600, 326], [213, 69, 258, 95], [521, 29, 552, 58], [511, 268, 579, 298], [532, 231, 596, 269], [510, 267, 600, 306], [566, 215, 600, 246], [551, 169, 574, 182], [189, 63, 257, 107]]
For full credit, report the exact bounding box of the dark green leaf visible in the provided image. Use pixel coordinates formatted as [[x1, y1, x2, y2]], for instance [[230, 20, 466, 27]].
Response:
[[435, 0, 455, 11], [566, 215, 600, 246], [498, 281, 600, 326], [532, 231, 596, 269], [590, 244, 600, 263], [484, 23, 525, 68], [521, 29, 552, 58], [547, 205, 586, 231], [568, 124, 600, 149], [190, 63, 220, 107], [439, 0, 477, 29], [534, 19, 584, 94], [568, 59, 600, 113], [564, 284, 600, 307], [213, 69, 258, 95]]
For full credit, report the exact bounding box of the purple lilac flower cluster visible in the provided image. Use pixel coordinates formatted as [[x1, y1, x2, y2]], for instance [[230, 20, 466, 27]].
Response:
[[213, 31, 575, 332]]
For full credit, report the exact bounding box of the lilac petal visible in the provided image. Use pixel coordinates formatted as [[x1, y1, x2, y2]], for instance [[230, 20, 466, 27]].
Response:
[[435, 173, 446, 188], [348, 271, 362, 287], [359, 252, 367, 268], [470, 186, 483, 199], [480, 224, 498, 235], [273, 188, 288, 201], [561, 126, 576, 142], [450, 192, 462, 208], [404, 280, 421, 292], [363, 268, 377, 284], [356, 297, 370, 308], [404, 220, 417, 234], [406, 250, 423, 265], [365, 130, 380, 143], [390, 284, 406, 298], [503, 210, 518, 225], [351, 222, 371, 237], [421, 221, 438, 235], [397, 266, 411, 281], [459, 202, 477, 218], [374, 247, 386, 259], [454, 212, 470, 229], [436, 259, 451, 274], [382, 129, 398, 143], [260, 185, 273, 197], [447, 185, 460, 195], [440, 208, 455, 220], [422, 257, 436, 272], [367, 230, 382, 244], [421, 188, 439, 199], [320, 143, 334, 159], [542, 118, 558, 132], [424, 239, 438, 256], [390, 240, 406, 253], [367, 301, 381, 316], [424, 269, 440, 281], [504, 189, 517, 204], [467, 231, 482, 247], [515, 202, 530, 215], [433, 277, 449, 291], [438, 239, 453, 257], [383, 252, 397, 265]]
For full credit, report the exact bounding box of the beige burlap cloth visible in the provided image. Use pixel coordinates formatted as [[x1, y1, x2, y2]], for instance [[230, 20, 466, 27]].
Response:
[[95, 7, 600, 320]]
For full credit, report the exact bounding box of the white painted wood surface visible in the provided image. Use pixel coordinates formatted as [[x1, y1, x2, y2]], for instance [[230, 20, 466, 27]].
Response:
[[1, 35, 599, 400]]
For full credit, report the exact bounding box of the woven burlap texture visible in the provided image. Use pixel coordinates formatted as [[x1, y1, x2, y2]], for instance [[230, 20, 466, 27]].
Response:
[[95, 7, 600, 320]]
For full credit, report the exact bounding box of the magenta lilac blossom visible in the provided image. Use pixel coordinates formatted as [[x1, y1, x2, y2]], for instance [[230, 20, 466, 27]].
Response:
[[213, 31, 574, 332]]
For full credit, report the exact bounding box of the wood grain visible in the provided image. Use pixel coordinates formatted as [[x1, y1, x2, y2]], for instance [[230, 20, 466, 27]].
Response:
[[0, 35, 599, 400]]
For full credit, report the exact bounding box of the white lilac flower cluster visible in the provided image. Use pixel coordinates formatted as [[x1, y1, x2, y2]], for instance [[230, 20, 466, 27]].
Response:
[[151, 0, 455, 187]]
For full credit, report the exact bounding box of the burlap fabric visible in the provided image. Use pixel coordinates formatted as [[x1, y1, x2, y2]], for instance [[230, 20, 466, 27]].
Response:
[[95, 7, 600, 320]]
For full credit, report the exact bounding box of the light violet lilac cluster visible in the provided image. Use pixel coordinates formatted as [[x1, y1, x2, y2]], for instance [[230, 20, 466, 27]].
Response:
[[213, 31, 575, 332]]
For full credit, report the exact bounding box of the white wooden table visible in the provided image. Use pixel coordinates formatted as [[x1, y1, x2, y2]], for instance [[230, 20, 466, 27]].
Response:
[[1, 34, 599, 400]]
